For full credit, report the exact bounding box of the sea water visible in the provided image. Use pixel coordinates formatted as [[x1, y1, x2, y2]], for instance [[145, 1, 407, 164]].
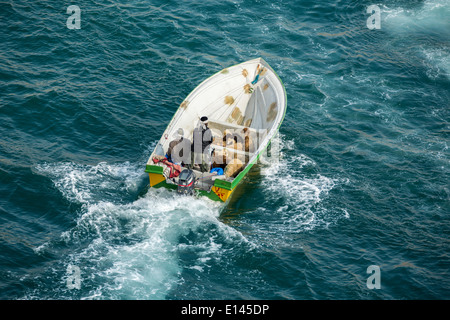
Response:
[[0, 0, 449, 299]]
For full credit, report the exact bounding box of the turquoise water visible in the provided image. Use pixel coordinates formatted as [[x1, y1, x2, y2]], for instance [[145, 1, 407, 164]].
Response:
[[1, 0, 449, 300]]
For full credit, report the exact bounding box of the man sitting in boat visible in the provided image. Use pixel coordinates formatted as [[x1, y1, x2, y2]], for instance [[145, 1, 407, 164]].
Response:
[[167, 128, 191, 166], [191, 116, 213, 172]]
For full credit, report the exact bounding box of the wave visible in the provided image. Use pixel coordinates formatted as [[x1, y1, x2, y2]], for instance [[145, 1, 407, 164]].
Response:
[[31, 131, 347, 298], [381, 0, 450, 79], [32, 159, 249, 299], [382, 0, 450, 33], [248, 133, 349, 243], [421, 47, 450, 79], [36, 161, 144, 205]]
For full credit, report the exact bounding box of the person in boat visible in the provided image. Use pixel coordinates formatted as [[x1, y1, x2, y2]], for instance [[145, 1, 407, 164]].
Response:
[[191, 116, 213, 172], [167, 128, 191, 166]]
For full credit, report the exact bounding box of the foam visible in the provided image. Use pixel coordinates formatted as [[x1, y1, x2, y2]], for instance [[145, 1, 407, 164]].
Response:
[[380, 0, 450, 80], [382, 0, 450, 33], [257, 134, 349, 234], [421, 48, 450, 79], [30, 133, 351, 297], [33, 132, 351, 297], [34, 160, 251, 299], [36, 161, 144, 204]]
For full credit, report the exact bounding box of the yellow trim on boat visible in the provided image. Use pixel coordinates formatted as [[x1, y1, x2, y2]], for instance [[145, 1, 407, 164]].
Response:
[[149, 173, 166, 187], [212, 186, 233, 202]]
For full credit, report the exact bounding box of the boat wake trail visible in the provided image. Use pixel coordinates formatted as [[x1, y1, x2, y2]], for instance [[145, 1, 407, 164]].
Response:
[[30, 133, 347, 299], [381, 0, 450, 80], [250, 134, 349, 242], [32, 160, 247, 299]]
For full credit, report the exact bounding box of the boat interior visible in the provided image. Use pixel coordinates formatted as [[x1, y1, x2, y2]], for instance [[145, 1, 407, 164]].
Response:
[[151, 119, 268, 192]]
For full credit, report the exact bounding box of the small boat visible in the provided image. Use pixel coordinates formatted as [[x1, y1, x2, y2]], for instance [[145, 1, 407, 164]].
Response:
[[145, 57, 287, 202]]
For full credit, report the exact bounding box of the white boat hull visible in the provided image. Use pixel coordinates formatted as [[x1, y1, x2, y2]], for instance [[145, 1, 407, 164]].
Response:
[[145, 58, 286, 202]]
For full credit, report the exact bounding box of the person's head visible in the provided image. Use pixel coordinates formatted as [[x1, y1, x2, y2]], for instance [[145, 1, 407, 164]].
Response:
[[200, 116, 208, 128], [173, 128, 184, 140]]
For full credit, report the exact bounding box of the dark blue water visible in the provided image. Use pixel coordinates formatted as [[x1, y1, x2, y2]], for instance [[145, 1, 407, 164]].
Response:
[[1, 0, 449, 300]]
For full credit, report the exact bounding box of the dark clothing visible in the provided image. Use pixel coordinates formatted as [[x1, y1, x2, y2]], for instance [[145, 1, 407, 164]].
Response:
[[191, 126, 213, 153], [167, 137, 191, 164], [190, 125, 212, 172]]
